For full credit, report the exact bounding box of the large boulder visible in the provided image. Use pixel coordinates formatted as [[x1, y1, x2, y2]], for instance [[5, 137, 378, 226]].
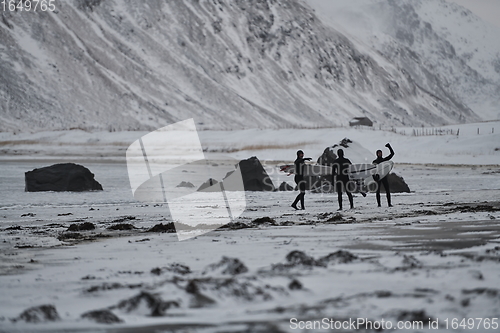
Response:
[[384, 173, 411, 193], [197, 178, 219, 191], [15, 304, 60, 323], [318, 138, 373, 165], [237, 156, 275, 191], [278, 181, 294, 191], [25, 163, 103, 192]]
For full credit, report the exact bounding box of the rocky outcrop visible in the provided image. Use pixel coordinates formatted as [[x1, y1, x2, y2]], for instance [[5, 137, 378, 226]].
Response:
[[197, 178, 219, 191], [203, 257, 248, 276], [81, 309, 123, 324], [113, 291, 179, 317], [278, 181, 294, 191], [25, 163, 103, 192], [237, 157, 275, 192], [385, 173, 411, 193], [14, 304, 60, 323]]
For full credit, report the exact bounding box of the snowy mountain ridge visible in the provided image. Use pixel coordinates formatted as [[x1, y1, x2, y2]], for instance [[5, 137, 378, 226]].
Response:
[[0, 0, 498, 132]]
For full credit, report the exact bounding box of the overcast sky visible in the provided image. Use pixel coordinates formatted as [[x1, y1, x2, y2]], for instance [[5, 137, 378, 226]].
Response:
[[446, 0, 500, 28]]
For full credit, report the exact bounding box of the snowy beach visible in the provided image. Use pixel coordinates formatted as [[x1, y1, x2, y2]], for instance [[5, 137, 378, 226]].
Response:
[[1, 125, 500, 332]]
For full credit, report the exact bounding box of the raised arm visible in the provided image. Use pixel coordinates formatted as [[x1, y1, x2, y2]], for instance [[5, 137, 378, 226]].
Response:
[[384, 143, 395, 161]]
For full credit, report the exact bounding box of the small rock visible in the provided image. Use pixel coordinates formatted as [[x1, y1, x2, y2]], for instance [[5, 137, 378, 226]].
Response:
[[176, 181, 195, 188], [147, 222, 176, 233], [288, 279, 303, 290], [237, 156, 275, 191], [114, 291, 179, 317], [252, 217, 276, 225], [197, 178, 219, 191], [402, 255, 423, 268], [107, 223, 135, 231], [112, 216, 136, 223], [318, 250, 358, 265], [81, 309, 123, 324], [286, 250, 324, 267], [67, 222, 95, 231], [57, 213, 73, 216], [278, 182, 294, 191], [396, 309, 431, 323], [25, 163, 103, 192], [151, 263, 191, 276], [203, 256, 248, 275]]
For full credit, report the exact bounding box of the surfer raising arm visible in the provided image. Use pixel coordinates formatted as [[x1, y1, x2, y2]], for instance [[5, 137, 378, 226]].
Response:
[[372, 143, 395, 207], [291, 150, 312, 210], [373, 143, 395, 164]]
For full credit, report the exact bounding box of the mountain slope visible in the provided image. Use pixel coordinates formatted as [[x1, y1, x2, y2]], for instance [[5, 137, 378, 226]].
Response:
[[307, 0, 500, 121], [0, 0, 488, 132]]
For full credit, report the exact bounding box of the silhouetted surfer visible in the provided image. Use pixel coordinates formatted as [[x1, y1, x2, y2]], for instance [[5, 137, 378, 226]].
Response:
[[332, 149, 354, 211], [291, 150, 311, 210], [373, 143, 394, 207]]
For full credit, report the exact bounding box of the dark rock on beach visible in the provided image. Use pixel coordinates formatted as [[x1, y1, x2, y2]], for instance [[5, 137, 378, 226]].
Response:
[[15, 304, 60, 323], [385, 173, 411, 193], [151, 263, 191, 276], [288, 279, 303, 290], [401, 255, 423, 269], [114, 291, 179, 317], [185, 277, 276, 303], [185, 280, 218, 308], [147, 222, 176, 233], [264, 250, 360, 273], [112, 216, 136, 223], [57, 232, 83, 241], [252, 216, 276, 225], [278, 181, 294, 191], [25, 163, 103, 192], [177, 181, 195, 188], [237, 156, 275, 191], [197, 178, 219, 191], [318, 250, 358, 265], [218, 221, 252, 230], [203, 256, 249, 275], [395, 309, 432, 324], [107, 223, 135, 231], [197, 156, 275, 192], [317, 138, 353, 165], [286, 250, 325, 267]]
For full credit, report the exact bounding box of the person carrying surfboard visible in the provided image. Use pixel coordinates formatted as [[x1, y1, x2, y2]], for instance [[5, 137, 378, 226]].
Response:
[[331, 149, 354, 211], [373, 143, 395, 207], [291, 150, 312, 210]]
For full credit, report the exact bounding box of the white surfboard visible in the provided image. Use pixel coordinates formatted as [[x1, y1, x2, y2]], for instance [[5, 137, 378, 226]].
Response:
[[348, 161, 394, 188], [348, 161, 393, 179]]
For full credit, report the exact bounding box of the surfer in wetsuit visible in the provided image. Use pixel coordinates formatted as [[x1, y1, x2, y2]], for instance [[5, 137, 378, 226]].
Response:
[[331, 149, 354, 211], [291, 150, 312, 210], [373, 143, 395, 207]]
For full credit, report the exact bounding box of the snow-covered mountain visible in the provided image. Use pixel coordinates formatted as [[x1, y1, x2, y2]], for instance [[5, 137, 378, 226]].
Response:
[[307, 0, 500, 121], [0, 0, 497, 132]]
